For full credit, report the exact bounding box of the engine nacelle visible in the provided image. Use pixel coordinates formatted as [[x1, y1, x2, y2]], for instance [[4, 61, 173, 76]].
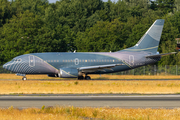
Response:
[[58, 68, 79, 78], [47, 74, 58, 77]]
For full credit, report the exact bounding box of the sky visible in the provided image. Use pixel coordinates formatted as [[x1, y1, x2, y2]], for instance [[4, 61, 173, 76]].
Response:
[[49, 0, 118, 3]]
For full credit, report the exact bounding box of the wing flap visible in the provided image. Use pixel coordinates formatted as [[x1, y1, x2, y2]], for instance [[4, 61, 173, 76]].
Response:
[[79, 64, 124, 73], [146, 52, 176, 58]]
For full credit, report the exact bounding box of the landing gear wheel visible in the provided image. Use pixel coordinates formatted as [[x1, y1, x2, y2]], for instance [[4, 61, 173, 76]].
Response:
[[22, 77, 27, 81], [85, 76, 91, 80], [78, 76, 84, 80]]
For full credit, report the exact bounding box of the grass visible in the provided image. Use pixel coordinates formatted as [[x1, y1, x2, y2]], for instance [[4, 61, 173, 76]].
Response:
[[0, 79, 180, 94], [0, 74, 180, 94], [0, 74, 180, 119], [1, 106, 180, 120]]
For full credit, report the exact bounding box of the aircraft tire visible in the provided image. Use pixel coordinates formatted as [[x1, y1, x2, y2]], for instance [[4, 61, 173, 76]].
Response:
[[78, 76, 84, 80], [85, 76, 91, 80], [22, 77, 27, 81]]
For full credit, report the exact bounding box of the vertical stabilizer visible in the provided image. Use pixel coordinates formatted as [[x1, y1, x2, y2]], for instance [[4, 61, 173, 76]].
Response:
[[123, 19, 165, 53]]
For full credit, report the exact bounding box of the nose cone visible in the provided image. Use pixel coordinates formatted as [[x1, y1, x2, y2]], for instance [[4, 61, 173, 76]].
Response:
[[3, 62, 8, 70], [2, 63, 4, 68], [3, 61, 12, 71]]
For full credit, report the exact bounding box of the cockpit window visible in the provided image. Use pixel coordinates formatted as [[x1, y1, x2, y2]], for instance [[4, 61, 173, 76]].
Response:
[[13, 58, 22, 62]]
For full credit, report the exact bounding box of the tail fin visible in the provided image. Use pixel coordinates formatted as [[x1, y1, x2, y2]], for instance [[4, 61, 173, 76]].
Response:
[[123, 19, 165, 53]]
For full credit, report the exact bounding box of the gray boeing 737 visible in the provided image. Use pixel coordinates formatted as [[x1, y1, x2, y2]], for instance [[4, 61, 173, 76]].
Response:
[[3, 19, 176, 80]]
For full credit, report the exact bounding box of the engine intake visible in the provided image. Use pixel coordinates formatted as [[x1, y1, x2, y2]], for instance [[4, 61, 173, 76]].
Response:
[[58, 68, 78, 78]]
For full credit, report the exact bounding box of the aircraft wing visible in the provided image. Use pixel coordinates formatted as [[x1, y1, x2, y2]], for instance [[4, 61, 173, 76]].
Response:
[[79, 64, 124, 73], [146, 52, 176, 58]]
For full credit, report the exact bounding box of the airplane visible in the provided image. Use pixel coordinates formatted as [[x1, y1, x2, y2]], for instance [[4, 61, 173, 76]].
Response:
[[3, 19, 176, 80]]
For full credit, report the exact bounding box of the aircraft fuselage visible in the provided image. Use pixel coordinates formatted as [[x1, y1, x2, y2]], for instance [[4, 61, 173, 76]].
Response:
[[3, 51, 160, 77]]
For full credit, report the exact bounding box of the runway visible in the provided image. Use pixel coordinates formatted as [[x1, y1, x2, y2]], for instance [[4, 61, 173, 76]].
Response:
[[0, 94, 180, 109]]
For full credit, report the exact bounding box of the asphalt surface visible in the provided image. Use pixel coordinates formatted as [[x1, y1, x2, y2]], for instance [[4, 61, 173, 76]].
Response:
[[0, 94, 180, 109]]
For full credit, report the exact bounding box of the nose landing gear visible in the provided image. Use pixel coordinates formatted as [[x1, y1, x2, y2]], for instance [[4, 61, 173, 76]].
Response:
[[16, 73, 27, 81], [22, 77, 27, 81]]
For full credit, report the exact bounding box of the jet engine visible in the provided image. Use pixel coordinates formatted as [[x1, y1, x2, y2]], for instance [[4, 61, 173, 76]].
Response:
[[58, 68, 79, 78], [47, 74, 58, 77]]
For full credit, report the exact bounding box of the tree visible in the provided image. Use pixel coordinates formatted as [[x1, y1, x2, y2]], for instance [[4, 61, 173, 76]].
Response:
[[109, 0, 130, 22], [55, 0, 104, 32], [174, 0, 180, 12], [150, 0, 175, 14], [0, 10, 44, 62], [75, 19, 130, 52], [0, 0, 13, 27], [158, 17, 179, 65], [11, 0, 49, 15]]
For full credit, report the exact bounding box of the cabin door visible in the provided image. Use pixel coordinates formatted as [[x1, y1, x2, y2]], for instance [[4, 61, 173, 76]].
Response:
[[129, 55, 134, 66], [29, 55, 35, 67]]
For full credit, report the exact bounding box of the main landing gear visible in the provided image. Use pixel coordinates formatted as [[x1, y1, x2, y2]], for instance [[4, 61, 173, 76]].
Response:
[[78, 75, 91, 80], [85, 76, 91, 80]]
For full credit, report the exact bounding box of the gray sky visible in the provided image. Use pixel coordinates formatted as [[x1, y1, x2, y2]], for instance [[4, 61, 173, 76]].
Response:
[[49, 0, 118, 3]]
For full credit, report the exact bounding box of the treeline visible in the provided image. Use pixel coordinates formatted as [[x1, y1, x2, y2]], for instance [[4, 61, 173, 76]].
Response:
[[0, 0, 180, 65]]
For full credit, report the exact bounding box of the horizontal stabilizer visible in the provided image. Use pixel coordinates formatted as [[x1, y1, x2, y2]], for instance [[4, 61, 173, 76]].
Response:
[[146, 52, 176, 58]]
